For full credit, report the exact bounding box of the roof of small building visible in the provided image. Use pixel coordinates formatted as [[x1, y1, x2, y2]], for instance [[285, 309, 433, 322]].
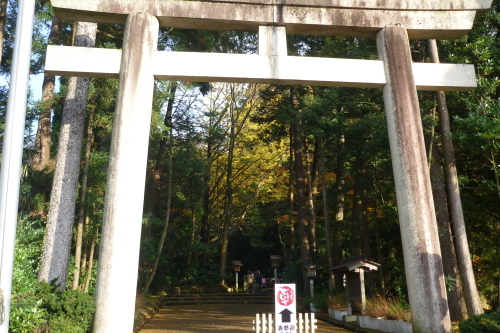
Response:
[[331, 255, 381, 273]]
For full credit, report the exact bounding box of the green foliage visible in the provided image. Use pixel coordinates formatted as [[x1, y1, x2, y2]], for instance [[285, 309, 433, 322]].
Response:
[[44, 289, 95, 332], [459, 311, 500, 333], [311, 289, 330, 311], [11, 217, 95, 332], [12, 217, 45, 294], [10, 282, 95, 333], [9, 298, 48, 333]]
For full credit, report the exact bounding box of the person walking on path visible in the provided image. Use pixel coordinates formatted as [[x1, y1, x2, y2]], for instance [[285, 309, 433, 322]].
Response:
[[245, 271, 254, 293], [254, 270, 263, 293]]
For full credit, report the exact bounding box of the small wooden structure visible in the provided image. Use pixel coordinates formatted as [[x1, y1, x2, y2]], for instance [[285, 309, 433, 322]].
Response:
[[331, 256, 381, 315]]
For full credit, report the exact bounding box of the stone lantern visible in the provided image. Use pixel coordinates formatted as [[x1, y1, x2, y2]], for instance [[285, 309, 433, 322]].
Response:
[[232, 261, 243, 291], [270, 255, 281, 281], [304, 263, 318, 300]]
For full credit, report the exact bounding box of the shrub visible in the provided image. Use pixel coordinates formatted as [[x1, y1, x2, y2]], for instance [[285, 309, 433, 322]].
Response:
[[9, 299, 48, 333], [301, 296, 313, 308], [12, 218, 45, 295], [459, 311, 500, 333], [9, 282, 53, 333], [45, 289, 96, 332], [9, 282, 95, 333], [311, 290, 330, 311]]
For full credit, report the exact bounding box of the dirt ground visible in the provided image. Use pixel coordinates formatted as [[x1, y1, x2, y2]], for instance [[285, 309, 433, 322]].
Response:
[[139, 303, 354, 333]]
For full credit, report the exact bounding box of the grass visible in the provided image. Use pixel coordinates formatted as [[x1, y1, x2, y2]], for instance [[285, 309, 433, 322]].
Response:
[[327, 292, 347, 311], [363, 296, 411, 322]]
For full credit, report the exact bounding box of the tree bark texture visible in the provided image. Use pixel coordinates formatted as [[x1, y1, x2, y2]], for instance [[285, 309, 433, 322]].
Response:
[[83, 235, 96, 293], [38, 22, 97, 290], [34, 16, 61, 170], [142, 123, 173, 295], [350, 159, 364, 257], [333, 134, 345, 288], [219, 89, 236, 282], [428, 39, 484, 317], [0, 0, 8, 65], [288, 127, 295, 249], [319, 140, 335, 288], [143, 82, 177, 241], [425, 134, 468, 322], [373, 191, 386, 295], [72, 106, 95, 290], [290, 87, 312, 297], [306, 139, 318, 252]]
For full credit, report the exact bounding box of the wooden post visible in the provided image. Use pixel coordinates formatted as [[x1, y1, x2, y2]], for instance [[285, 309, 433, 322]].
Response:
[[376, 25, 451, 333], [92, 12, 158, 332]]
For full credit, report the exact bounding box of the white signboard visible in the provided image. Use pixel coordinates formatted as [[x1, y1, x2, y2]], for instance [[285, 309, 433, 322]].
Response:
[[275, 284, 296, 333]]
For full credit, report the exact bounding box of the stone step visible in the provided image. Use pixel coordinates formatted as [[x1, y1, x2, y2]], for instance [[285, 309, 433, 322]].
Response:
[[163, 299, 274, 306], [163, 292, 274, 306], [165, 291, 273, 298]]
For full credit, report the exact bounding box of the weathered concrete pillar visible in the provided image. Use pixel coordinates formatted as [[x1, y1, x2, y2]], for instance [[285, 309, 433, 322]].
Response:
[[376, 26, 451, 333], [92, 12, 158, 333]]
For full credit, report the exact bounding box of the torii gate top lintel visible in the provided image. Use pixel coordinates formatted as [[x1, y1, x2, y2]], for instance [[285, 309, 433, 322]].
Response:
[[51, 0, 492, 39]]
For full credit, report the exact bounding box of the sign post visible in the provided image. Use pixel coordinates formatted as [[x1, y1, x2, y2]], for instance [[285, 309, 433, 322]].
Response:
[[275, 284, 296, 333]]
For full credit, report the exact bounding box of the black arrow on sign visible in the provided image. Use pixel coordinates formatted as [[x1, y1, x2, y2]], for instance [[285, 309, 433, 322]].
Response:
[[279, 308, 293, 323]]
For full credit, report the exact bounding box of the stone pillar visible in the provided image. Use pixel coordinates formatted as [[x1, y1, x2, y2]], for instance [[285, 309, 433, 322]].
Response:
[[376, 25, 451, 333], [259, 25, 286, 78], [92, 12, 158, 333]]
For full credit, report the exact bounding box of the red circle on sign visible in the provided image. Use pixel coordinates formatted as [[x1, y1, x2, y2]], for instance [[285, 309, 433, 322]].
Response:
[[277, 286, 294, 306]]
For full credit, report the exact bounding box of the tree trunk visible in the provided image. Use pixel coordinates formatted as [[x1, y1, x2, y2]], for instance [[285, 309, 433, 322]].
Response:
[[373, 189, 386, 295], [143, 82, 177, 240], [290, 87, 312, 297], [350, 158, 364, 257], [38, 22, 97, 290], [428, 39, 484, 316], [219, 94, 236, 283], [425, 134, 468, 321], [186, 207, 196, 268], [319, 139, 335, 289], [0, 0, 8, 65], [333, 134, 345, 288], [33, 16, 61, 171], [141, 87, 175, 295], [307, 138, 321, 252], [288, 127, 295, 249], [201, 150, 212, 246], [201, 107, 220, 245], [78, 214, 91, 290], [72, 105, 95, 290], [83, 235, 96, 293], [359, 161, 375, 296]]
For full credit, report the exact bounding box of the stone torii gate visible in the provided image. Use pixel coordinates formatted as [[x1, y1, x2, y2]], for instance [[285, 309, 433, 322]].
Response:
[[40, 0, 490, 332]]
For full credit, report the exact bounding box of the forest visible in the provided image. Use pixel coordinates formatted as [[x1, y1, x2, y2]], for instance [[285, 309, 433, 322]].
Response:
[[0, 0, 499, 332]]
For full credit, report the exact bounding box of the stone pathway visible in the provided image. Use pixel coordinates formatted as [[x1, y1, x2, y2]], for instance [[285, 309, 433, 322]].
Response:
[[139, 303, 355, 333]]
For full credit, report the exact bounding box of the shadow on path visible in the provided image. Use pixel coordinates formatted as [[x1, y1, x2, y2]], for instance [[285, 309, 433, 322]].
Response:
[[139, 303, 355, 333]]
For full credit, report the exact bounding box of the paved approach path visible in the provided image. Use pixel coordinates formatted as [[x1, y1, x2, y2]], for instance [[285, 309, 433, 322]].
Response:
[[139, 303, 354, 333]]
